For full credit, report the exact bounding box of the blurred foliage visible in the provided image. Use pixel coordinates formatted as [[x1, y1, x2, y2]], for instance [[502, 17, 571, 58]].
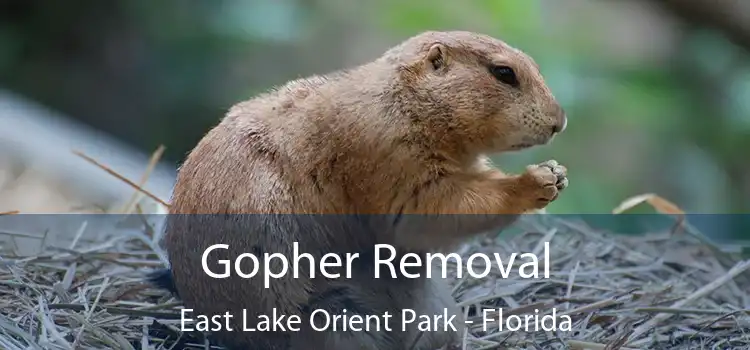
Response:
[[1, 0, 749, 239]]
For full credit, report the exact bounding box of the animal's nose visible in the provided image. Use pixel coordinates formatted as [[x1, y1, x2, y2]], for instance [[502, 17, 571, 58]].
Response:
[[553, 115, 567, 133], [552, 108, 567, 134]]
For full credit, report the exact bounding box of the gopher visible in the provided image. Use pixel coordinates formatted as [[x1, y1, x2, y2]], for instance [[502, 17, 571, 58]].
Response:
[[153, 30, 568, 350]]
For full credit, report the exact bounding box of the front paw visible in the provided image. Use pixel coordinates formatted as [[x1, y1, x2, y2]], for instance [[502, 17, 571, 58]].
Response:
[[519, 160, 568, 209]]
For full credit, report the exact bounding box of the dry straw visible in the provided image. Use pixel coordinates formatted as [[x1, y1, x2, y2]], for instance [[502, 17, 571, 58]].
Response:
[[1, 148, 749, 349]]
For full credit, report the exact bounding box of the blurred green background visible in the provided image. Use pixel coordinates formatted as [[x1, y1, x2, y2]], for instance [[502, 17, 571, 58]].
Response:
[[1, 0, 749, 219]]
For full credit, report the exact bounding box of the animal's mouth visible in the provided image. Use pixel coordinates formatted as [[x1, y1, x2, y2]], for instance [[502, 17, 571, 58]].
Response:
[[509, 143, 534, 150], [509, 135, 555, 150]]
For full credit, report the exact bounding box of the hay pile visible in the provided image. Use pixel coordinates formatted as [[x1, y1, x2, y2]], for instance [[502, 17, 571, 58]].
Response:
[[1, 210, 748, 350]]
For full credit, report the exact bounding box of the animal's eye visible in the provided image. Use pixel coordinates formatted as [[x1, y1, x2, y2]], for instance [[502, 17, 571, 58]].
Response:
[[490, 65, 519, 87]]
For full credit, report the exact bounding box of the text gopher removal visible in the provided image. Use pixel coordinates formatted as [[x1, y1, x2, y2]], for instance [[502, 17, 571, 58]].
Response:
[[200, 241, 551, 288]]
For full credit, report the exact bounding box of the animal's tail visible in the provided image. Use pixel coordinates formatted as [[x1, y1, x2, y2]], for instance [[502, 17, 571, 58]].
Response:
[[147, 268, 180, 298]]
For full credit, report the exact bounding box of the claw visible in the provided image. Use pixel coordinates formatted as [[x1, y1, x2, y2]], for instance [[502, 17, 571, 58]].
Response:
[[552, 166, 566, 177]]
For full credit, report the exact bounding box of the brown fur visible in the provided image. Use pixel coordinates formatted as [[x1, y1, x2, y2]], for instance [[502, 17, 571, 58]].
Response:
[[163, 31, 568, 350]]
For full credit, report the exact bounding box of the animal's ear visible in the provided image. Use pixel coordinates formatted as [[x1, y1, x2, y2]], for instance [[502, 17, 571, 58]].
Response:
[[424, 43, 448, 71]]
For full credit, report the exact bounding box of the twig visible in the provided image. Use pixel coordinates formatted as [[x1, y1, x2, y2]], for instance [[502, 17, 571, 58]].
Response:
[[47, 303, 181, 319], [121, 145, 166, 213], [72, 150, 170, 207]]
